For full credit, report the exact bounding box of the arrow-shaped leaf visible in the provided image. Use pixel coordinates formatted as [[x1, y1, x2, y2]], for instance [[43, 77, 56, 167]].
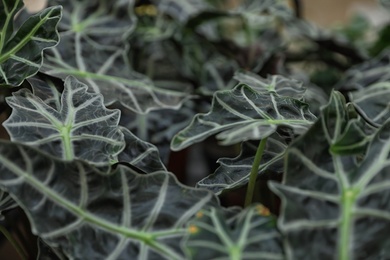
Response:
[[171, 82, 315, 150], [0, 141, 219, 259], [270, 91, 389, 259], [3, 76, 125, 164], [0, 0, 61, 86], [183, 204, 283, 259]]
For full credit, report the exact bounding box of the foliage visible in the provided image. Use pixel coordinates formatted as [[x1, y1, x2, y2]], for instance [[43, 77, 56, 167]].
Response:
[[0, 0, 389, 259]]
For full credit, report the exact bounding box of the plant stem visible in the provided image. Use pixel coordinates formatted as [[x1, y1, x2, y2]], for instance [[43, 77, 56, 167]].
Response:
[[0, 225, 27, 260], [244, 138, 268, 207], [339, 189, 356, 260]]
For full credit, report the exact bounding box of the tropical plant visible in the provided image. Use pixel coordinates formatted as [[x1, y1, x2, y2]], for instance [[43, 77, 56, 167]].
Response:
[[0, 0, 389, 259]]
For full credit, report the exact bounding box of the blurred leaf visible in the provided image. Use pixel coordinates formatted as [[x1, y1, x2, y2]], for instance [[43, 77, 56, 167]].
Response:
[[0, 1, 61, 86], [350, 81, 390, 127], [336, 51, 390, 91]]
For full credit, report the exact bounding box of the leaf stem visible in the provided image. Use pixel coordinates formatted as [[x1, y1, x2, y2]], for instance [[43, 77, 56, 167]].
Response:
[[244, 138, 268, 207], [339, 189, 357, 260], [0, 225, 28, 260]]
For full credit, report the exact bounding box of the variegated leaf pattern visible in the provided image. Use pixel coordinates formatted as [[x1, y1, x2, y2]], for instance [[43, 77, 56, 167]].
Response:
[[270, 91, 389, 259], [118, 127, 166, 173], [171, 83, 316, 150], [3, 76, 125, 164], [234, 72, 306, 98], [197, 135, 286, 195], [41, 0, 190, 113], [183, 204, 283, 259], [0, 141, 220, 259], [0, 190, 17, 219], [336, 51, 390, 91], [0, 0, 61, 86], [350, 81, 390, 127]]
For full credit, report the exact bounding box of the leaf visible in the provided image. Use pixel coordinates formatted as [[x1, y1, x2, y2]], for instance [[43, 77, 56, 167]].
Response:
[[234, 72, 306, 99], [171, 82, 316, 150], [0, 141, 220, 259], [349, 81, 390, 127], [122, 104, 195, 163], [0, 1, 61, 86], [3, 76, 125, 164], [183, 204, 284, 259], [197, 135, 286, 195], [335, 51, 390, 91], [269, 91, 388, 259], [380, 0, 390, 11], [118, 127, 166, 173], [41, 0, 190, 113], [0, 189, 17, 219]]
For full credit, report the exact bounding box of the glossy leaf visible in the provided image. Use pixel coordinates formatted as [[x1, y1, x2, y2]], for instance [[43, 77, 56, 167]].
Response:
[[0, 1, 61, 86], [171, 82, 316, 150], [197, 136, 286, 195], [0, 141, 219, 259], [183, 204, 283, 259], [350, 81, 390, 127], [3, 76, 125, 164], [270, 91, 388, 259], [41, 0, 189, 113]]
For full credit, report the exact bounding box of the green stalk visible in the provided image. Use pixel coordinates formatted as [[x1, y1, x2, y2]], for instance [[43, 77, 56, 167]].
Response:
[[339, 189, 356, 260], [244, 138, 268, 207], [0, 225, 27, 260]]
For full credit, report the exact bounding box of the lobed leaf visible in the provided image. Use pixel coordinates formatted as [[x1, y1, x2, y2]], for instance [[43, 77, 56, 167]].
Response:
[[270, 91, 389, 259], [0, 141, 220, 259], [171, 83, 316, 150], [197, 136, 286, 195], [3, 76, 125, 164], [41, 0, 189, 113], [0, 1, 61, 86], [183, 204, 284, 259]]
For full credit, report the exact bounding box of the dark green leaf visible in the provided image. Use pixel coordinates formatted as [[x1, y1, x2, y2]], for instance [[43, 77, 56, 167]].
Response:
[[3, 76, 125, 164], [0, 141, 219, 259], [171, 82, 315, 150], [270, 91, 388, 259], [0, 1, 61, 86], [183, 204, 283, 259], [197, 136, 285, 195]]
